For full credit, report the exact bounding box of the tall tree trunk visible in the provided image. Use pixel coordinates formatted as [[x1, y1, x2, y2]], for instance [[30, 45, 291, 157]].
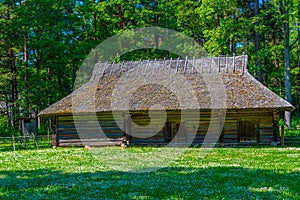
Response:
[[297, 0, 300, 115], [23, 34, 29, 116], [281, 0, 292, 128], [154, 0, 159, 48], [8, 46, 18, 127], [215, 14, 219, 28], [6, 5, 18, 128], [93, 0, 98, 64], [254, 0, 262, 82], [117, 3, 124, 51]]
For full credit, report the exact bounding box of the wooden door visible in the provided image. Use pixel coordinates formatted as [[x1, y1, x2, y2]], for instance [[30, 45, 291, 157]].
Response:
[[239, 121, 257, 142], [164, 122, 179, 142]]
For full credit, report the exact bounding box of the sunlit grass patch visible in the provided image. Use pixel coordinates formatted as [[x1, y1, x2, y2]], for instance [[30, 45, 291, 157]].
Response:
[[0, 147, 300, 199]]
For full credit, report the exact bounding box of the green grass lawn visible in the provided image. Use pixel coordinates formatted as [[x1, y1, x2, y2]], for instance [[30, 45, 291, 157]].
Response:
[[0, 147, 300, 199]]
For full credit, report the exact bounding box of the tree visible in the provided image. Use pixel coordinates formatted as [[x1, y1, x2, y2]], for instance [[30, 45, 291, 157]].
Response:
[[279, 0, 293, 127], [254, 0, 262, 82]]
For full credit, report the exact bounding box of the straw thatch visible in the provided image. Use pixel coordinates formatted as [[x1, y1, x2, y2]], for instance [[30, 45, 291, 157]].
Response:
[[39, 55, 294, 116]]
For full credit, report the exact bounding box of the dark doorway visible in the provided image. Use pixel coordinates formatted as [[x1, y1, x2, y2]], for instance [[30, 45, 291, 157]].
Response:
[[164, 122, 180, 142], [239, 121, 258, 142]]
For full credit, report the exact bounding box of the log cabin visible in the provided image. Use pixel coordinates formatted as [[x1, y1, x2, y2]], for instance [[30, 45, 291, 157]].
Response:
[[39, 55, 294, 147]]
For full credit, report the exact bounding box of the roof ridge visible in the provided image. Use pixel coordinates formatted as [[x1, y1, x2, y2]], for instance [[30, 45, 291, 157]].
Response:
[[90, 55, 248, 81]]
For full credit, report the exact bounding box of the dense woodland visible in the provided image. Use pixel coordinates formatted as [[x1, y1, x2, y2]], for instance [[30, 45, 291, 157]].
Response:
[[0, 0, 299, 135]]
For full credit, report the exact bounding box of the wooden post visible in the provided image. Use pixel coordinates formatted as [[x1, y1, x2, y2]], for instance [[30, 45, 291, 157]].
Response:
[[281, 125, 285, 146], [225, 55, 228, 72], [33, 134, 39, 149], [21, 119, 25, 135], [183, 56, 188, 74], [233, 53, 236, 72], [209, 56, 212, 73], [123, 115, 131, 146], [175, 57, 179, 74], [52, 134, 58, 146], [183, 121, 188, 144], [152, 58, 157, 76], [38, 116, 41, 129], [47, 118, 51, 146], [218, 55, 220, 72], [201, 58, 204, 73], [168, 58, 172, 74], [135, 59, 142, 77], [242, 52, 245, 74], [192, 56, 195, 73], [23, 123, 27, 150], [47, 127, 50, 146], [101, 62, 109, 78], [92, 63, 99, 81], [54, 116, 58, 146], [122, 116, 128, 147], [120, 61, 124, 76], [143, 59, 150, 76], [12, 135, 15, 151], [125, 60, 133, 78], [109, 62, 115, 76], [161, 58, 166, 74]]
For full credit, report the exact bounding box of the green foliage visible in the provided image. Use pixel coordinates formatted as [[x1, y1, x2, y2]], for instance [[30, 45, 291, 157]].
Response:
[[37, 123, 53, 135], [0, 115, 19, 136], [120, 49, 180, 61], [284, 116, 300, 136], [0, 0, 299, 130], [0, 115, 10, 136]]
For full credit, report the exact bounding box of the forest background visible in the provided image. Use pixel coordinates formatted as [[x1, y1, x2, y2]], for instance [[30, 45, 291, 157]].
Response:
[[0, 0, 299, 135]]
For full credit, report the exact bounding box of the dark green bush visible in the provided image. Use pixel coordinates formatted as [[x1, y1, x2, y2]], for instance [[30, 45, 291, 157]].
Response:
[[0, 115, 19, 136]]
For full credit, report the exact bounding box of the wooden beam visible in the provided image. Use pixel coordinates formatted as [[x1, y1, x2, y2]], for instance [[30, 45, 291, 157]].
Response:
[[192, 56, 195, 73], [122, 115, 130, 147], [37, 116, 41, 129], [144, 59, 150, 76], [242, 52, 245, 74], [281, 125, 285, 146], [120, 61, 124, 75], [175, 57, 180, 74], [218, 55, 220, 72], [135, 59, 142, 77], [109, 62, 115, 76], [183, 56, 188, 74], [125, 116, 132, 145], [233, 53, 236, 72], [153, 58, 157, 76], [168, 58, 172, 74], [201, 58, 204, 73], [209, 56, 212, 73], [161, 58, 166, 74], [225, 55, 228, 72]]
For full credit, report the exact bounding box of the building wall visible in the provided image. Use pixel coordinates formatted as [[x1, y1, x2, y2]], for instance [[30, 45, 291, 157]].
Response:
[[54, 109, 278, 146], [55, 112, 124, 146]]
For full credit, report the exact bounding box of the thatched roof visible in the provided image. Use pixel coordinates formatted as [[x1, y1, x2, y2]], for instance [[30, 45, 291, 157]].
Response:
[[39, 55, 294, 116]]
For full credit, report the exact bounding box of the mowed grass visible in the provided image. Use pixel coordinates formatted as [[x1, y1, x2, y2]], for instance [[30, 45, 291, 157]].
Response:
[[0, 147, 300, 199]]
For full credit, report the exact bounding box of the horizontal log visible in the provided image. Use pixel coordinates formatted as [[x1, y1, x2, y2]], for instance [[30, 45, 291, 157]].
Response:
[[57, 137, 123, 141], [58, 130, 123, 135], [131, 140, 166, 144], [224, 135, 238, 139], [58, 141, 122, 147]]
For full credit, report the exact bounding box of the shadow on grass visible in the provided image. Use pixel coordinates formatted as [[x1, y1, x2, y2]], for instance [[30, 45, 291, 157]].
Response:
[[0, 166, 299, 199]]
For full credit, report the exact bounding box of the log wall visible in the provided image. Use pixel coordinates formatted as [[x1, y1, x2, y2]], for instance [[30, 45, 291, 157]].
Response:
[[56, 112, 124, 147], [54, 109, 278, 147]]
